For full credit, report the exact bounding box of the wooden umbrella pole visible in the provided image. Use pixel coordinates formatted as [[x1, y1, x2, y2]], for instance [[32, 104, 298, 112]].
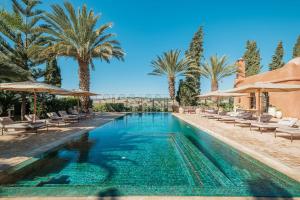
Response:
[[33, 91, 37, 122], [77, 96, 80, 112], [257, 89, 261, 117]]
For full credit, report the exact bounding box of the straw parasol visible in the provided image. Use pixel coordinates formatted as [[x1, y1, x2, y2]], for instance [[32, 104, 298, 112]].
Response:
[[197, 91, 246, 98], [198, 90, 246, 111], [225, 82, 300, 115], [0, 81, 69, 121], [57, 89, 99, 111]]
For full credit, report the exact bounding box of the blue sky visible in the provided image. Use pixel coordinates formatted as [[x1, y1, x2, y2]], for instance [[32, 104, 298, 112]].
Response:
[[2, 0, 300, 97]]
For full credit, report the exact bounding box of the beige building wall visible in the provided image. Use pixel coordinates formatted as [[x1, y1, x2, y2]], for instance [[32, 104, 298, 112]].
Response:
[[234, 57, 300, 118]]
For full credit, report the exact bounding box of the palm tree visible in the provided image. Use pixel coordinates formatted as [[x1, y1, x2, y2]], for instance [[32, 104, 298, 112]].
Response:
[[0, 0, 46, 118], [41, 2, 124, 109], [201, 55, 236, 91], [149, 50, 194, 101]]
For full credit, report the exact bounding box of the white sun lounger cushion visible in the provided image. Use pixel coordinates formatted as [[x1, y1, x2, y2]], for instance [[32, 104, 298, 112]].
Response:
[[278, 118, 298, 127]]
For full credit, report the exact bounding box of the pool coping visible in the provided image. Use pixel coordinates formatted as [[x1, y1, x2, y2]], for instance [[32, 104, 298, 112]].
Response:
[[173, 113, 300, 183], [0, 196, 299, 200]]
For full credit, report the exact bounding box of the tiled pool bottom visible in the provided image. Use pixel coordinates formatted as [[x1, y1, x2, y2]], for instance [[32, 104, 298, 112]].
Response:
[[0, 113, 299, 197]]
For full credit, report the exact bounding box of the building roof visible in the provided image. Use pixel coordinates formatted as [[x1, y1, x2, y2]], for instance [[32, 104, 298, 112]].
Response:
[[235, 57, 300, 86]]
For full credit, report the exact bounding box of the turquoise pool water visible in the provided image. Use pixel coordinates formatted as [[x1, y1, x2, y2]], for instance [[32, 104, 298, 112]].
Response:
[[0, 113, 299, 197]]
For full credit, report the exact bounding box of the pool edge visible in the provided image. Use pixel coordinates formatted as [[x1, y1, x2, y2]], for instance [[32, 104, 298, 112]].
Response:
[[172, 113, 300, 183], [0, 113, 127, 178]]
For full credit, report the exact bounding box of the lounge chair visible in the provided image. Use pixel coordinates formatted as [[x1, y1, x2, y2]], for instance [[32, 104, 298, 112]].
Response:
[[200, 109, 218, 117], [58, 111, 79, 122], [250, 117, 298, 134], [25, 114, 47, 124], [68, 108, 87, 119], [0, 117, 45, 135], [275, 127, 300, 142], [47, 112, 66, 125], [234, 114, 272, 127], [86, 108, 96, 118], [219, 112, 252, 122], [206, 111, 228, 119]]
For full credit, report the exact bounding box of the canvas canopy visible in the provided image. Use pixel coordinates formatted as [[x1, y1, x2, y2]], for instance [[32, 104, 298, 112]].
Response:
[[0, 81, 69, 121]]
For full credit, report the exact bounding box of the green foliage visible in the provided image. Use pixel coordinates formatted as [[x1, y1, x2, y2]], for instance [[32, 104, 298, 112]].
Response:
[[149, 50, 194, 78], [219, 101, 234, 112], [0, 92, 20, 116], [243, 40, 261, 76], [176, 79, 196, 106], [293, 35, 300, 58], [93, 103, 128, 112], [41, 1, 124, 64], [149, 50, 195, 100], [201, 55, 235, 91], [29, 96, 78, 118], [184, 26, 204, 104], [45, 57, 62, 87], [40, 1, 124, 109], [93, 102, 166, 112], [269, 41, 285, 71], [0, 0, 46, 79]]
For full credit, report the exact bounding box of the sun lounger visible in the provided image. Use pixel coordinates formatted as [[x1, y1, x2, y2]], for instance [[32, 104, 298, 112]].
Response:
[[275, 127, 300, 142], [200, 109, 217, 117], [87, 108, 96, 118], [58, 111, 79, 122], [250, 118, 298, 134], [25, 114, 54, 130], [206, 111, 228, 119], [25, 114, 47, 124], [220, 112, 252, 122], [47, 112, 67, 125], [234, 114, 272, 127], [68, 108, 87, 119], [0, 117, 45, 135], [82, 108, 95, 119]]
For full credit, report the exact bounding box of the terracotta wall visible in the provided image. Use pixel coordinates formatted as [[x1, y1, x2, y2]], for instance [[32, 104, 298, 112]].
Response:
[[234, 59, 300, 118]]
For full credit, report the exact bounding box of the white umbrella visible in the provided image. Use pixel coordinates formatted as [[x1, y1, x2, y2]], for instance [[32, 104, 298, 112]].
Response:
[[0, 81, 69, 121]]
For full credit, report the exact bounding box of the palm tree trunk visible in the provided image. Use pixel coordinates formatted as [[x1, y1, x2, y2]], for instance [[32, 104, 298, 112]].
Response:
[[211, 80, 218, 91], [78, 59, 90, 111], [168, 76, 175, 100]]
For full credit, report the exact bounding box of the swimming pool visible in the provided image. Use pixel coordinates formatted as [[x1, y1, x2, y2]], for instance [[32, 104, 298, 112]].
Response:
[[0, 113, 299, 197]]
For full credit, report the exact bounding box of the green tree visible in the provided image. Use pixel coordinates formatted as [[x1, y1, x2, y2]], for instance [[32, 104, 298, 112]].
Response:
[[41, 2, 124, 110], [201, 55, 235, 91], [45, 57, 62, 87], [184, 26, 204, 105], [0, 0, 46, 118], [293, 35, 300, 58], [269, 41, 285, 71], [176, 79, 195, 106], [243, 40, 261, 76], [149, 50, 193, 101]]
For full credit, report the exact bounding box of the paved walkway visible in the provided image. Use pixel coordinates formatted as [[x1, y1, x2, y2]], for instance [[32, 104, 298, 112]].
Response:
[[173, 113, 300, 182], [0, 112, 125, 172]]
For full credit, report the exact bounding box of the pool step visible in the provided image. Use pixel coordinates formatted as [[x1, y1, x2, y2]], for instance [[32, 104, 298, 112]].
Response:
[[170, 134, 234, 187]]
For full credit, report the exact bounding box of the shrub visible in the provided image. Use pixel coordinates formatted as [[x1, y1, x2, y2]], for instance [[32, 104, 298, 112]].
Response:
[[29, 95, 78, 118], [93, 103, 129, 112]]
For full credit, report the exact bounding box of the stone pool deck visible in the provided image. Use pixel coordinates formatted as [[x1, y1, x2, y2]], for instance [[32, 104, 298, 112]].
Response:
[[0, 112, 125, 172], [173, 113, 300, 183]]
